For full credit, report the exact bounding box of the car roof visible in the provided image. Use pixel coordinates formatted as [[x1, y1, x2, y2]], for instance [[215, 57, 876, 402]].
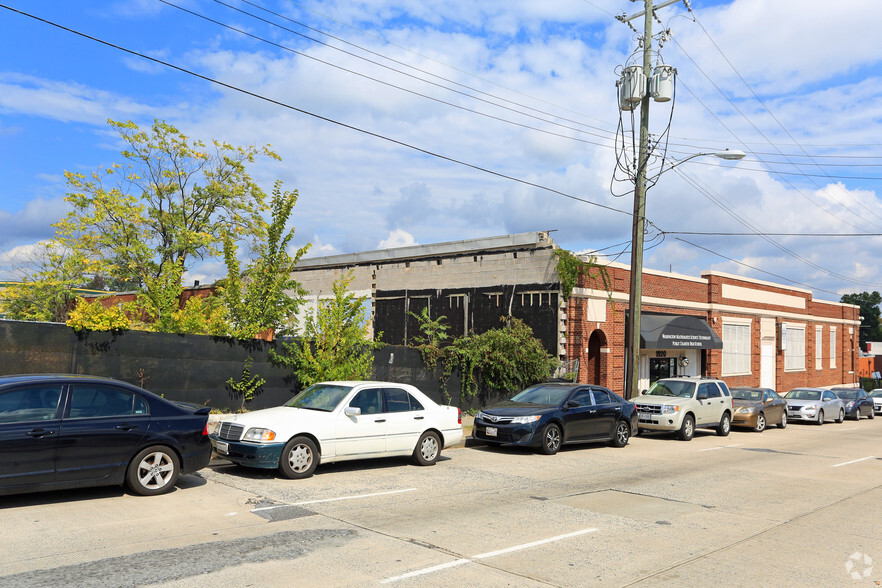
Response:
[[0, 373, 123, 385]]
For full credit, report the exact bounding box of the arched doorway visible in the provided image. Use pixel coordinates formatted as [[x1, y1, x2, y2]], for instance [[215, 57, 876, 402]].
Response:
[[585, 329, 608, 387]]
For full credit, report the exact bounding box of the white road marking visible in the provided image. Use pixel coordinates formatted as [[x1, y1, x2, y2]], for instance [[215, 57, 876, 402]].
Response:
[[381, 559, 471, 583], [381, 528, 598, 584], [832, 456, 876, 468], [249, 488, 418, 512], [698, 444, 742, 452]]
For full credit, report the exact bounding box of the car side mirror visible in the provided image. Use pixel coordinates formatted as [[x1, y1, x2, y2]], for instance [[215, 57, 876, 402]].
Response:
[[566, 400, 580, 408], [344, 406, 361, 417], [697, 393, 708, 401], [640, 389, 647, 395]]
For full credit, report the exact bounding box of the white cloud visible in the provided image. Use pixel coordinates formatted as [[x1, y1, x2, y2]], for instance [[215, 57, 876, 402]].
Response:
[[378, 229, 418, 249]]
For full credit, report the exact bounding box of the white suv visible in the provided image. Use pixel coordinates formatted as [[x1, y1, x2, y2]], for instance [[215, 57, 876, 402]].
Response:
[[635, 377, 734, 441]]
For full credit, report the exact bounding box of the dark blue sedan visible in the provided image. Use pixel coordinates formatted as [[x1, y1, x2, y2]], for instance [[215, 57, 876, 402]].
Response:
[[0, 374, 211, 497], [472, 383, 638, 454], [830, 387, 876, 420]]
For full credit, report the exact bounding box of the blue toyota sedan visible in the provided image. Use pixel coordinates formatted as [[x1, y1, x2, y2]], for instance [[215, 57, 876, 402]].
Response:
[[472, 383, 637, 454]]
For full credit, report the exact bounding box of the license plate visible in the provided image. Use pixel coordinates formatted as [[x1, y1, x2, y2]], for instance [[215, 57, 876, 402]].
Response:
[[485, 426, 498, 437], [638, 412, 651, 420], [215, 441, 229, 455]]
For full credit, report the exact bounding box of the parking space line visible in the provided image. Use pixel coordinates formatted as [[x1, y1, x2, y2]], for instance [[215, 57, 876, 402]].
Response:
[[381, 528, 598, 584], [832, 456, 876, 468], [698, 444, 742, 452], [290, 488, 417, 507]]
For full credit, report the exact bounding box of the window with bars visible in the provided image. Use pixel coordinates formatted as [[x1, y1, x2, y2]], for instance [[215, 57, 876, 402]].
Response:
[[722, 323, 751, 375], [830, 328, 837, 368], [815, 326, 823, 370]]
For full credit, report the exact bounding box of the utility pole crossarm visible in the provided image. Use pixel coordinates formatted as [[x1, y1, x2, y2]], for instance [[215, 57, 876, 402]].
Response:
[[617, 0, 683, 23]]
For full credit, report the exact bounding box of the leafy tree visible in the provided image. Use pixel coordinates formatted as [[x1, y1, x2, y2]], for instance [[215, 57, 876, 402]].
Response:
[[226, 357, 266, 410], [271, 273, 379, 387], [841, 291, 882, 350], [408, 307, 449, 371], [66, 298, 132, 332], [442, 317, 557, 401], [56, 118, 279, 292], [2, 242, 89, 322], [222, 181, 310, 339]]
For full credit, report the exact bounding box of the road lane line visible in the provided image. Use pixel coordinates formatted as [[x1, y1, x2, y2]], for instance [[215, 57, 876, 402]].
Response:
[[698, 444, 742, 452], [832, 456, 876, 468], [472, 528, 598, 559], [381, 559, 471, 583], [250, 488, 418, 512], [381, 528, 598, 583]]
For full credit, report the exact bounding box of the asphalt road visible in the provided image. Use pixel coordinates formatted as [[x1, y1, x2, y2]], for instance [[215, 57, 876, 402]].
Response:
[[2, 416, 881, 587]]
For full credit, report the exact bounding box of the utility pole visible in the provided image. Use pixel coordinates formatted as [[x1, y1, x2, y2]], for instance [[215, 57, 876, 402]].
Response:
[[624, 0, 655, 399]]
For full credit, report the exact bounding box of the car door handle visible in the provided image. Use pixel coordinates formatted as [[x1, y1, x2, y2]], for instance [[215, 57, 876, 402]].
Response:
[[115, 424, 139, 431], [414, 416, 424, 420], [589, 410, 597, 414], [374, 419, 386, 423], [27, 429, 55, 438]]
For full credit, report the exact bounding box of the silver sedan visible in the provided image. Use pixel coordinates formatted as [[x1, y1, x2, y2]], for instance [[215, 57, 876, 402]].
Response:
[[783, 388, 845, 425]]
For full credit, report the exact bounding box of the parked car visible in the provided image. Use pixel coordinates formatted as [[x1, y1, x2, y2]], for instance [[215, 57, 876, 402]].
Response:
[[783, 388, 844, 425], [731, 387, 788, 431], [829, 387, 875, 420], [472, 383, 637, 454], [0, 374, 211, 497], [870, 389, 882, 416], [211, 381, 462, 478], [635, 377, 733, 441]]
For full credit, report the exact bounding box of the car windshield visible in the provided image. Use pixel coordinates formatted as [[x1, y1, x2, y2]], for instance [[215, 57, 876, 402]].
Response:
[[732, 389, 762, 401], [645, 380, 694, 398], [832, 389, 857, 399], [284, 384, 353, 412], [785, 389, 820, 401], [870, 390, 882, 398], [510, 385, 572, 406]]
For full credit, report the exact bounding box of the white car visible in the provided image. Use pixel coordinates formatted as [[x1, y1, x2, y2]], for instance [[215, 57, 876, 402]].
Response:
[[870, 389, 882, 416], [210, 381, 463, 478]]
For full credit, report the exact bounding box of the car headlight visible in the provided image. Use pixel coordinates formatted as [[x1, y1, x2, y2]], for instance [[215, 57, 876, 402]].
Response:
[[803, 403, 818, 411], [845, 401, 855, 409], [243, 428, 277, 442], [736, 406, 756, 414], [510, 415, 542, 424], [660, 405, 680, 415]]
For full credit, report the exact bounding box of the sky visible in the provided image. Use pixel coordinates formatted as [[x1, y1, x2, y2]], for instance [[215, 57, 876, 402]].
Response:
[[1, 0, 881, 302]]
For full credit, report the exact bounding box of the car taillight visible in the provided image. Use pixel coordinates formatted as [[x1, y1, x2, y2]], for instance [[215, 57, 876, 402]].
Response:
[[457, 407, 462, 425], [202, 423, 209, 436]]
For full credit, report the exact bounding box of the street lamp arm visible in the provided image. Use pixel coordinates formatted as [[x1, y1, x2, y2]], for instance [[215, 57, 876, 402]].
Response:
[[664, 149, 746, 172]]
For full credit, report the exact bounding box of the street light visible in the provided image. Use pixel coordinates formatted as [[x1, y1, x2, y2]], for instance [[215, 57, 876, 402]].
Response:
[[624, 148, 745, 399]]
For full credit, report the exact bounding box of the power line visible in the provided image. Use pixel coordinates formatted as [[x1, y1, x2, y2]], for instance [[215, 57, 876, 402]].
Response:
[[0, 3, 631, 220]]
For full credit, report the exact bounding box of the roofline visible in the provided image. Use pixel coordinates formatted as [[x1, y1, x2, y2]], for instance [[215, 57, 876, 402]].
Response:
[[292, 231, 555, 269]]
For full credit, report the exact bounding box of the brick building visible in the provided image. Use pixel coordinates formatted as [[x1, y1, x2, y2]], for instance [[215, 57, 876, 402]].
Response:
[[289, 231, 861, 398]]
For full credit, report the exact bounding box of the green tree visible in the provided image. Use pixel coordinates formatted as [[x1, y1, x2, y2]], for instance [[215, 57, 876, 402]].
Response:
[[841, 291, 882, 350], [271, 273, 379, 387], [222, 181, 310, 339], [2, 242, 89, 322], [56, 118, 278, 291]]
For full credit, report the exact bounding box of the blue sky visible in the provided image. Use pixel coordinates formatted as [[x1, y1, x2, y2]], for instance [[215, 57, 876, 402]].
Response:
[[1, 0, 881, 300]]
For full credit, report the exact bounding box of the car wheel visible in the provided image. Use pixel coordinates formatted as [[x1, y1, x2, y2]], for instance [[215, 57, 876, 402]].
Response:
[[413, 431, 441, 466], [677, 414, 695, 441], [539, 423, 562, 455], [869, 410, 875, 420], [278, 436, 319, 479], [611, 420, 630, 448], [126, 446, 180, 496], [754, 412, 766, 433], [716, 412, 731, 437], [777, 411, 787, 429], [836, 408, 845, 423], [816, 410, 824, 425]]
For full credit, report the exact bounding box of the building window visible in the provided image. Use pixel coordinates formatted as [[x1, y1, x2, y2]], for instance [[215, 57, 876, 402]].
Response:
[[722, 322, 751, 376], [785, 326, 806, 371], [830, 328, 837, 368], [815, 326, 823, 370]]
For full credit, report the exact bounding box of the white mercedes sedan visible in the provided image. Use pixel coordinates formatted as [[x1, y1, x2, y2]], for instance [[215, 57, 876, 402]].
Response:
[[210, 381, 463, 478]]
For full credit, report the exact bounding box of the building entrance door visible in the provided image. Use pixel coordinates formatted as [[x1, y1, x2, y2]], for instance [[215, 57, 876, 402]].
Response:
[[649, 357, 677, 385]]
